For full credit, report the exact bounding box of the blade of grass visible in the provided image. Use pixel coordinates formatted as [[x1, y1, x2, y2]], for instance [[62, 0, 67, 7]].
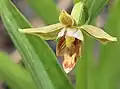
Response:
[[0, 52, 37, 89], [0, 0, 74, 89], [27, 0, 60, 24]]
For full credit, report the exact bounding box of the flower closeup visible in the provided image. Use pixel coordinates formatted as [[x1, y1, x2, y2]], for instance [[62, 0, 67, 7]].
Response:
[[19, 4, 117, 73]]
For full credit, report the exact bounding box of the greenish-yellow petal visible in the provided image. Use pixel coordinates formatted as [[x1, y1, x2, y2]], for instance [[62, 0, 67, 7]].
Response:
[[59, 10, 74, 27], [71, 2, 85, 26], [80, 25, 117, 44], [19, 23, 64, 40]]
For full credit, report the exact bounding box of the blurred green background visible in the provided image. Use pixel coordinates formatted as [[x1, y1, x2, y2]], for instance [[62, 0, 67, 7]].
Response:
[[0, 0, 120, 89]]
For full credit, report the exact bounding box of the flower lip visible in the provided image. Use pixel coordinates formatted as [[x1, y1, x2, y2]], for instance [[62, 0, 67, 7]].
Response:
[[62, 53, 77, 73], [56, 35, 82, 73]]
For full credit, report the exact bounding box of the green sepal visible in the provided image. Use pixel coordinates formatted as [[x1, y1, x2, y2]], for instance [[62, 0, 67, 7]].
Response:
[[19, 23, 64, 40]]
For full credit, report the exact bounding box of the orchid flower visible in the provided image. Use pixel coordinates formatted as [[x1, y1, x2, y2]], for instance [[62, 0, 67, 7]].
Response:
[[19, 3, 117, 73]]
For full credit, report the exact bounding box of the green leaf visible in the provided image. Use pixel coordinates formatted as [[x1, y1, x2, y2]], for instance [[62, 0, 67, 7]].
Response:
[[98, 0, 120, 89], [0, 52, 37, 89], [27, 0, 60, 24], [0, 0, 73, 89]]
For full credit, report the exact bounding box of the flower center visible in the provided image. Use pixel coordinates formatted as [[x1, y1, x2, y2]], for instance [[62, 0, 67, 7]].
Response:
[[65, 36, 75, 48]]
